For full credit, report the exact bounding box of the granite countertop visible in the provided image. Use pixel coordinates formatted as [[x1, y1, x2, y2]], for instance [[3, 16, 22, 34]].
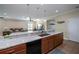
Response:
[[0, 32, 62, 50]]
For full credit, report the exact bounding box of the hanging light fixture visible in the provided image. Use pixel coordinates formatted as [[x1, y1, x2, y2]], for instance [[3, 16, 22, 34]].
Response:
[[36, 7, 40, 19], [26, 4, 32, 21], [44, 9, 46, 17]]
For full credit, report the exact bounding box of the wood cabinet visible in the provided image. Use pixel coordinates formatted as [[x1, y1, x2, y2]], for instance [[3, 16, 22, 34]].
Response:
[[54, 33, 63, 47], [48, 35, 55, 51], [41, 37, 49, 54], [41, 33, 63, 53], [0, 33, 63, 54], [41, 35, 55, 53], [0, 44, 26, 54]]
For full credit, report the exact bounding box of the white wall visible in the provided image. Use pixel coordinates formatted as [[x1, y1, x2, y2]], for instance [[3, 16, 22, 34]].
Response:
[[48, 9, 79, 42], [68, 16, 79, 42]]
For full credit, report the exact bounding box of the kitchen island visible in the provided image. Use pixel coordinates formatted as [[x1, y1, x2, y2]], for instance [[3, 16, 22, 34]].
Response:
[[0, 32, 63, 54]]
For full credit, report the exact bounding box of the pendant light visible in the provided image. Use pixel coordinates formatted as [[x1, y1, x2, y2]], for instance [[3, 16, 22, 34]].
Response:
[[44, 9, 46, 17], [26, 4, 32, 21]]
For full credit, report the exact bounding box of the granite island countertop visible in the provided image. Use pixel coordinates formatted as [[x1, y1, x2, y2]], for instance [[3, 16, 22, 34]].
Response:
[[0, 32, 62, 50]]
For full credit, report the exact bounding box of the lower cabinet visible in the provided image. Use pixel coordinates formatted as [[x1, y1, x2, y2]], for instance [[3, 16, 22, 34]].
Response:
[[41, 33, 63, 54], [0, 33, 63, 54], [41, 36, 55, 54], [0, 44, 26, 54], [41, 37, 49, 54], [54, 33, 63, 47], [48, 36, 55, 51]]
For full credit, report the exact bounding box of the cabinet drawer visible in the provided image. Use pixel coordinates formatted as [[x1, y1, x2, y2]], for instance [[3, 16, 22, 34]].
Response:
[[0, 44, 26, 54]]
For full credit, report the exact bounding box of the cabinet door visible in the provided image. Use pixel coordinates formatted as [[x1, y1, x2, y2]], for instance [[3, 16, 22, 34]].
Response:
[[15, 44, 27, 54], [0, 44, 26, 54], [48, 36, 54, 51], [54, 34, 59, 47], [54, 33, 63, 47], [41, 37, 49, 54], [57, 33, 63, 44]]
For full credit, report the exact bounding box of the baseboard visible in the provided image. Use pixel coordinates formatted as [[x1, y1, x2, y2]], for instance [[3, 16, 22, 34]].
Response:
[[69, 40, 79, 43]]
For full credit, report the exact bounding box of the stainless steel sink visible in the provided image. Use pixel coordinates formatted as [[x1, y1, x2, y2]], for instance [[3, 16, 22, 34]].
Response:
[[38, 33, 50, 37]]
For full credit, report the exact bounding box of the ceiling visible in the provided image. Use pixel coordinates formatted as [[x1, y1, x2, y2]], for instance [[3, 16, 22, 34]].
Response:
[[0, 4, 79, 20]]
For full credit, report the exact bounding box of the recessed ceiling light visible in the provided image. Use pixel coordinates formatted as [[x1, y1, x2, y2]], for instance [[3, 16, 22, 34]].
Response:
[[56, 10, 59, 13]]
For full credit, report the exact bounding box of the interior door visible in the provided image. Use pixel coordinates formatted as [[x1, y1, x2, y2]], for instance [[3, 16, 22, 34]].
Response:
[[68, 16, 79, 42]]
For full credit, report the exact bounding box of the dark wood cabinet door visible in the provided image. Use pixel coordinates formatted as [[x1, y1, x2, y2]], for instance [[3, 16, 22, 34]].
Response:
[[41, 37, 49, 54], [57, 33, 63, 44], [0, 44, 26, 54], [41, 33, 63, 54], [15, 44, 27, 54], [48, 36, 55, 51], [54, 33, 63, 47]]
